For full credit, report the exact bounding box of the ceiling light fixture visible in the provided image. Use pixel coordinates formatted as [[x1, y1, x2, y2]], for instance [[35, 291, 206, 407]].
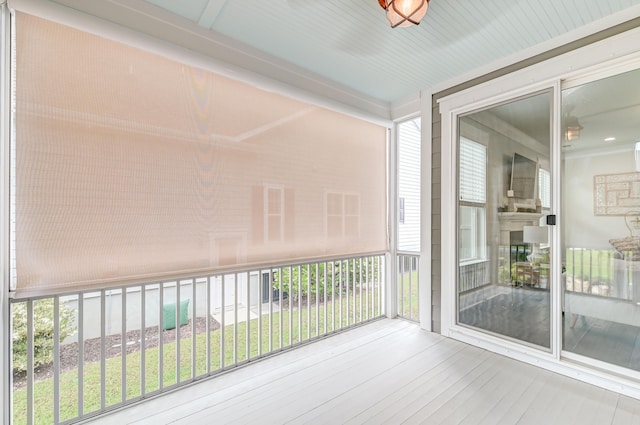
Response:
[[378, 0, 429, 28], [564, 115, 583, 141]]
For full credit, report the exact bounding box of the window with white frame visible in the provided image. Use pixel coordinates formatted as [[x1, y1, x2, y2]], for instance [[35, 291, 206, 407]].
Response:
[[265, 185, 285, 243], [326, 192, 360, 238], [459, 137, 487, 263]]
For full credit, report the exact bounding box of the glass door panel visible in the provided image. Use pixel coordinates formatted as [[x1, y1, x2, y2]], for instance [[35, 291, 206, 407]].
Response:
[[561, 67, 640, 370], [457, 91, 552, 349]]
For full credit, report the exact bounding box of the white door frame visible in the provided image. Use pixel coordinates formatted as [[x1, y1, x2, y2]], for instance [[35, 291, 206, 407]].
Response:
[[439, 26, 640, 398]]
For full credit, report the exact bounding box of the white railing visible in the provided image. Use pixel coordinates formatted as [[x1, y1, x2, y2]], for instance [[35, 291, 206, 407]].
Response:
[[10, 253, 385, 425], [459, 260, 490, 292], [397, 252, 419, 322]]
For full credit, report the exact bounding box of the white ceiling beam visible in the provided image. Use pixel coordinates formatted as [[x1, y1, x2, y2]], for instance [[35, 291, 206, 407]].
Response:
[[198, 0, 227, 29]]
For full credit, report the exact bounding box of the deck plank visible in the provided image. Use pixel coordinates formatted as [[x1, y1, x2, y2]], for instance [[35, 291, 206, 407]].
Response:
[[299, 338, 468, 424], [186, 324, 436, 424]]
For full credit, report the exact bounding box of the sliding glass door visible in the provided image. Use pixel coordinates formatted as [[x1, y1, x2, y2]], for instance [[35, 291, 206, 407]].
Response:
[[457, 91, 553, 349], [561, 67, 640, 371]]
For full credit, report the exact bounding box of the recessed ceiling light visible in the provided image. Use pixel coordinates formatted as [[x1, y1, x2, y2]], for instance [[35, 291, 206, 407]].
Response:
[[604, 137, 616, 142]]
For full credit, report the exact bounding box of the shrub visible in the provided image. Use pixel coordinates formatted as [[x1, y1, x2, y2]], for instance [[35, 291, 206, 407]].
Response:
[[273, 258, 379, 301], [273, 264, 331, 301], [12, 299, 75, 373]]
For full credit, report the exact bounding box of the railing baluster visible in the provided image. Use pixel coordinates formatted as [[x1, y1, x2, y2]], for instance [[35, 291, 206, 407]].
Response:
[[359, 258, 363, 323], [100, 290, 106, 409], [372, 257, 376, 317], [580, 248, 585, 293], [176, 281, 181, 384], [365, 257, 370, 320], [345, 260, 350, 326], [415, 257, 419, 321], [399, 255, 404, 317], [78, 293, 84, 417], [26, 300, 33, 425], [279, 267, 284, 350], [234, 273, 238, 365], [122, 288, 126, 402], [192, 279, 197, 380], [376, 257, 384, 314], [159, 282, 164, 390], [206, 276, 211, 374], [53, 297, 60, 424], [288, 266, 292, 347], [257, 271, 262, 356], [141, 285, 146, 396], [316, 263, 320, 337], [406, 257, 409, 318], [53, 296, 60, 424], [258, 270, 273, 356], [246, 271, 251, 360], [352, 259, 356, 325], [331, 262, 335, 332], [339, 261, 343, 330], [266, 270, 272, 356], [220, 275, 225, 368], [307, 264, 311, 341], [323, 262, 328, 334], [408, 256, 413, 319], [298, 265, 302, 343]]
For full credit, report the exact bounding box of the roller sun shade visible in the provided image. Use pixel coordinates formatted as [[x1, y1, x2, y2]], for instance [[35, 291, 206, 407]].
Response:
[[13, 13, 388, 296]]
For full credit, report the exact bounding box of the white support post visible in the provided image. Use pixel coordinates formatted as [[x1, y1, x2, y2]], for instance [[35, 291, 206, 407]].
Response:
[[1, 4, 11, 424], [386, 126, 398, 319], [419, 90, 433, 331]]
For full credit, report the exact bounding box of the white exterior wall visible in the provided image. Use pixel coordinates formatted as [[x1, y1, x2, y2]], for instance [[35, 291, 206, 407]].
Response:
[[60, 272, 260, 343]]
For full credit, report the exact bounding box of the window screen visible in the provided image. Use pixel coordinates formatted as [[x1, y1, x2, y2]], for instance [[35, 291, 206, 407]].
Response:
[[12, 13, 388, 296]]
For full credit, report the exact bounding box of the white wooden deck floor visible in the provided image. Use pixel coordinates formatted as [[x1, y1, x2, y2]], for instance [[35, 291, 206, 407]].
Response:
[[87, 318, 640, 425]]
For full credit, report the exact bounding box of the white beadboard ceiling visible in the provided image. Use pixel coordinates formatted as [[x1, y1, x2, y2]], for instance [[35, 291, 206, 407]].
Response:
[[49, 0, 640, 107]]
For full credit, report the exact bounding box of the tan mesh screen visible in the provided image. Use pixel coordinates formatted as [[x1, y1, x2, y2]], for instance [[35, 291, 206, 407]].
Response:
[[13, 13, 388, 295]]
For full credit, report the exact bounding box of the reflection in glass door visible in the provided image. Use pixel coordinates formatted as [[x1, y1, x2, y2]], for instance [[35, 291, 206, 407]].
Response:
[[457, 91, 553, 349], [562, 67, 640, 371]]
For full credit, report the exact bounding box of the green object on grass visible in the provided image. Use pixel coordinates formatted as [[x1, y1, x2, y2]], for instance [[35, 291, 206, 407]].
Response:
[[163, 299, 190, 330]]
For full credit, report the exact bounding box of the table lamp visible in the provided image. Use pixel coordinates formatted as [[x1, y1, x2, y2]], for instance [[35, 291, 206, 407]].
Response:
[[523, 225, 548, 264]]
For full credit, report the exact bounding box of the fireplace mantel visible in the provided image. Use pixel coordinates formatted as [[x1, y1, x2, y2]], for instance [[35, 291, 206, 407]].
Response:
[[498, 212, 542, 223]]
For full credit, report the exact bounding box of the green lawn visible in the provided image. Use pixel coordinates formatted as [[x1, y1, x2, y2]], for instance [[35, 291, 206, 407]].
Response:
[[565, 248, 616, 283], [13, 294, 381, 425], [398, 271, 419, 321]]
